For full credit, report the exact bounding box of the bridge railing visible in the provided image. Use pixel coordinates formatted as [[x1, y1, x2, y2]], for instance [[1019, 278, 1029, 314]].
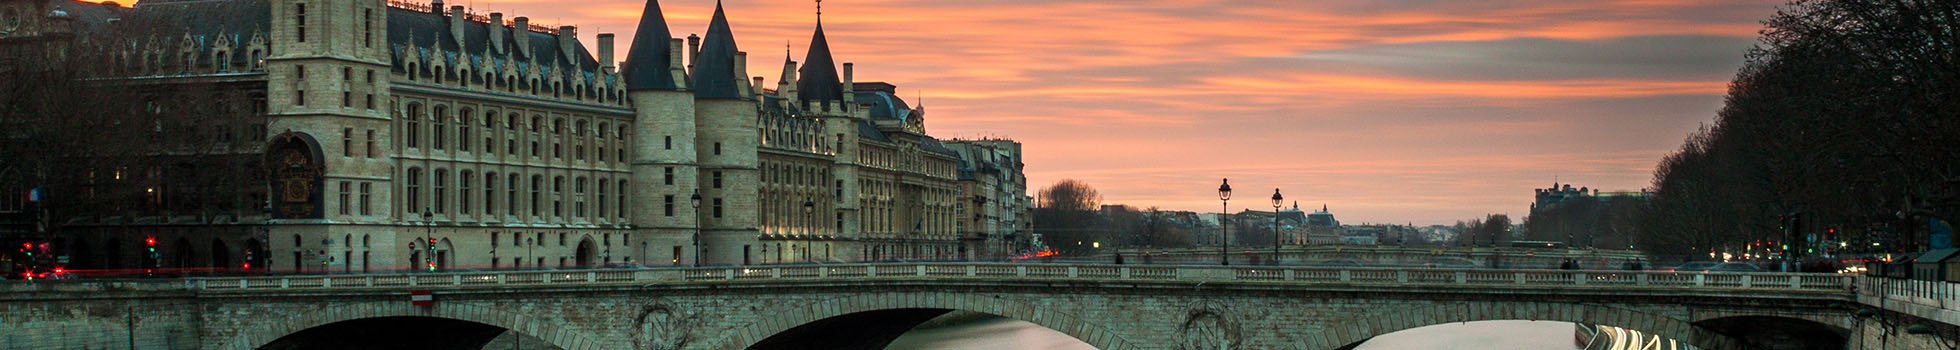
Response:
[[183, 263, 1854, 293], [1858, 277, 1960, 311]]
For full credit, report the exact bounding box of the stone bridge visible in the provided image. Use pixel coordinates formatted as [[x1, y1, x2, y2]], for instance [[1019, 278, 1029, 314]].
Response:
[[0, 263, 1940, 350]]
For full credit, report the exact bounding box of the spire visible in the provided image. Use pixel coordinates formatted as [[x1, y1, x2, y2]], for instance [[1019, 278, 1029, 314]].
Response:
[[692, 1, 745, 99], [1321, 204, 1328, 212], [623, 0, 680, 90], [796, 20, 844, 103]]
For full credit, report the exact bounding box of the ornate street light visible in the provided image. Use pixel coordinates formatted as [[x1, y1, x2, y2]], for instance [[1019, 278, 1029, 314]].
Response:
[[690, 190, 704, 266], [1218, 178, 1232, 266], [1272, 188, 1283, 265]]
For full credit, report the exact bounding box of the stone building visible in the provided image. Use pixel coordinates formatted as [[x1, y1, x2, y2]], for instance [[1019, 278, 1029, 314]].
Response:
[[0, 0, 1026, 272]]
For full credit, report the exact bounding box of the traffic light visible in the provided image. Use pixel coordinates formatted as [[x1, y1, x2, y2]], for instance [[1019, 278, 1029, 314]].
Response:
[[426, 238, 437, 271]]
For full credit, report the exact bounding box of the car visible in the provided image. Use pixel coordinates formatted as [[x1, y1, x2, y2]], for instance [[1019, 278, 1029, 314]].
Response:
[[1670, 261, 1719, 272], [1708, 262, 1762, 273]]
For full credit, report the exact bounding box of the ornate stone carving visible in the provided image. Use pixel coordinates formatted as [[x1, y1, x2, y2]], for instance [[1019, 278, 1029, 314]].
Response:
[[1180, 301, 1242, 350], [633, 300, 695, 350]]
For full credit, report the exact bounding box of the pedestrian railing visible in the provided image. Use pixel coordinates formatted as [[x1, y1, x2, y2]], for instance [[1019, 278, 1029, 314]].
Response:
[[1860, 277, 1960, 311], [180, 263, 1856, 293]]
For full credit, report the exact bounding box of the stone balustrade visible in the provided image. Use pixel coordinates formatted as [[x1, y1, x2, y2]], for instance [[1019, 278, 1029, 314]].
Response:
[[176, 263, 1854, 293]]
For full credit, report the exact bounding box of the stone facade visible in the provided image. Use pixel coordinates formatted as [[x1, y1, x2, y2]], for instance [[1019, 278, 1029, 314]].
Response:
[[0, 0, 1029, 273]]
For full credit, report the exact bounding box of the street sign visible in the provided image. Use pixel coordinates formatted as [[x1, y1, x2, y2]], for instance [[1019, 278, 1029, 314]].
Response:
[[410, 290, 433, 306]]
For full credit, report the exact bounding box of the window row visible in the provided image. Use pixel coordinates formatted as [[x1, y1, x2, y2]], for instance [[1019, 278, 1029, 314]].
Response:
[[402, 168, 628, 222]]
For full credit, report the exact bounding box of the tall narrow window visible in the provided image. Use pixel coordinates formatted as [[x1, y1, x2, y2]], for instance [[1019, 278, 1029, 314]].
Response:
[[405, 105, 421, 148], [363, 8, 373, 48], [508, 174, 520, 216], [530, 175, 542, 217], [342, 128, 354, 157], [597, 180, 608, 221], [713, 198, 723, 218], [433, 170, 448, 214], [574, 178, 587, 219], [713, 142, 721, 155], [365, 129, 376, 157], [663, 167, 674, 185], [294, 3, 307, 43], [663, 195, 674, 217], [484, 173, 497, 216], [664, 136, 671, 150], [359, 182, 372, 215], [618, 180, 628, 218], [337, 181, 352, 215], [405, 168, 423, 212], [432, 107, 448, 150], [552, 176, 564, 218], [459, 172, 473, 215], [712, 171, 722, 189]]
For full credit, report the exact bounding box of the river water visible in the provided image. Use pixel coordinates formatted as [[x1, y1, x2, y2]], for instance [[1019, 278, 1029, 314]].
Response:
[[885, 316, 1582, 350]]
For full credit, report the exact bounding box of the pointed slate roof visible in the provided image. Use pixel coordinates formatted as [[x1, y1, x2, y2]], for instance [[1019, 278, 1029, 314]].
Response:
[[692, 2, 744, 99], [796, 22, 844, 103], [623, 0, 680, 90]]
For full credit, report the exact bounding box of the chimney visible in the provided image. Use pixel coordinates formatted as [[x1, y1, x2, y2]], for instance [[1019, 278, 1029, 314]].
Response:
[[513, 17, 531, 58], [489, 13, 506, 53], [432, 0, 445, 14], [668, 38, 687, 88], [752, 77, 765, 97], [557, 25, 577, 65], [449, 6, 466, 46], [597, 33, 615, 73], [686, 34, 700, 72], [842, 62, 855, 107], [733, 51, 750, 97]]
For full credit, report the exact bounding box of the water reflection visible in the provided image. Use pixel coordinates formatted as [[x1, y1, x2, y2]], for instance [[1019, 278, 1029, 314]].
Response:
[[883, 316, 1583, 349], [1357, 320, 1580, 350], [885, 315, 1095, 350]]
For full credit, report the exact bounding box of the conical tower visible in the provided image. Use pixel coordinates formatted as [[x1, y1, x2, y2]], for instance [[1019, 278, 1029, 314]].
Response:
[[690, 1, 762, 264], [623, 0, 704, 264]]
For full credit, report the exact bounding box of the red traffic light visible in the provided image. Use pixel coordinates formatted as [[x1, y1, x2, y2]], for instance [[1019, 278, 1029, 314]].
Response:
[[145, 237, 156, 246]]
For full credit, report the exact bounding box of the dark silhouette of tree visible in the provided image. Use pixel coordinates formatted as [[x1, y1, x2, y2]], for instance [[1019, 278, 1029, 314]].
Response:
[[1642, 0, 1957, 256]]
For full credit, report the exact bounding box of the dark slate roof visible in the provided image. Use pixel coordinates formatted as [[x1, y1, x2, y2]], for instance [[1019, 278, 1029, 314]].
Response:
[[920, 137, 959, 156], [857, 121, 890, 142], [85, 0, 269, 68], [385, 6, 607, 89], [691, 2, 744, 99], [795, 23, 843, 103], [622, 0, 679, 90], [853, 90, 912, 121]]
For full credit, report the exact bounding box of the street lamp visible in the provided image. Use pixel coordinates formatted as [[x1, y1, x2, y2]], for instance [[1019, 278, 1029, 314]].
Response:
[[1218, 178, 1232, 266], [1272, 188, 1283, 266], [421, 210, 435, 272], [691, 190, 703, 266]]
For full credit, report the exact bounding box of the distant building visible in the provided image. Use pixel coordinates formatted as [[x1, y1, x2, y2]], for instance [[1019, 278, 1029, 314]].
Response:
[[1532, 182, 1651, 213]]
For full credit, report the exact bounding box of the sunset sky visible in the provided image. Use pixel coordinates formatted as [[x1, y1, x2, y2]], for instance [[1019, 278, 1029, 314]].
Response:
[[125, 0, 1786, 224]]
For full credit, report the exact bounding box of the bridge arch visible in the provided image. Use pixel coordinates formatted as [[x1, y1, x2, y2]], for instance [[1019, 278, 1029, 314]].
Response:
[[1323, 301, 1703, 349], [712, 291, 1138, 350], [215, 302, 600, 350]]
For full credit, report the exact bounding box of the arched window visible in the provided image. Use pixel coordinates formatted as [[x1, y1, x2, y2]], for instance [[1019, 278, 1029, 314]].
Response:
[[405, 168, 423, 213], [617, 179, 628, 219], [432, 169, 448, 214], [530, 175, 542, 217], [552, 176, 565, 218], [458, 170, 474, 215], [431, 106, 449, 150], [574, 177, 588, 219], [484, 172, 498, 216], [596, 179, 608, 222], [507, 173, 520, 216], [457, 109, 473, 152], [404, 104, 422, 148]]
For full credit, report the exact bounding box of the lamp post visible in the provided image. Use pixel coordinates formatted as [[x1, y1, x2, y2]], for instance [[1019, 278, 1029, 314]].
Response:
[[691, 190, 704, 266], [421, 210, 434, 272], [1271, 188, 1283, 266], [524, 237, 534, 269], [1218, 178, 1232, 266], [803, 200, 815, 263]]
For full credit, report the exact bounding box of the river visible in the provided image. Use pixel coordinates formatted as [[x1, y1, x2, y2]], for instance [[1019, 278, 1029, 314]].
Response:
[[885, 316, 1583, 350]]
